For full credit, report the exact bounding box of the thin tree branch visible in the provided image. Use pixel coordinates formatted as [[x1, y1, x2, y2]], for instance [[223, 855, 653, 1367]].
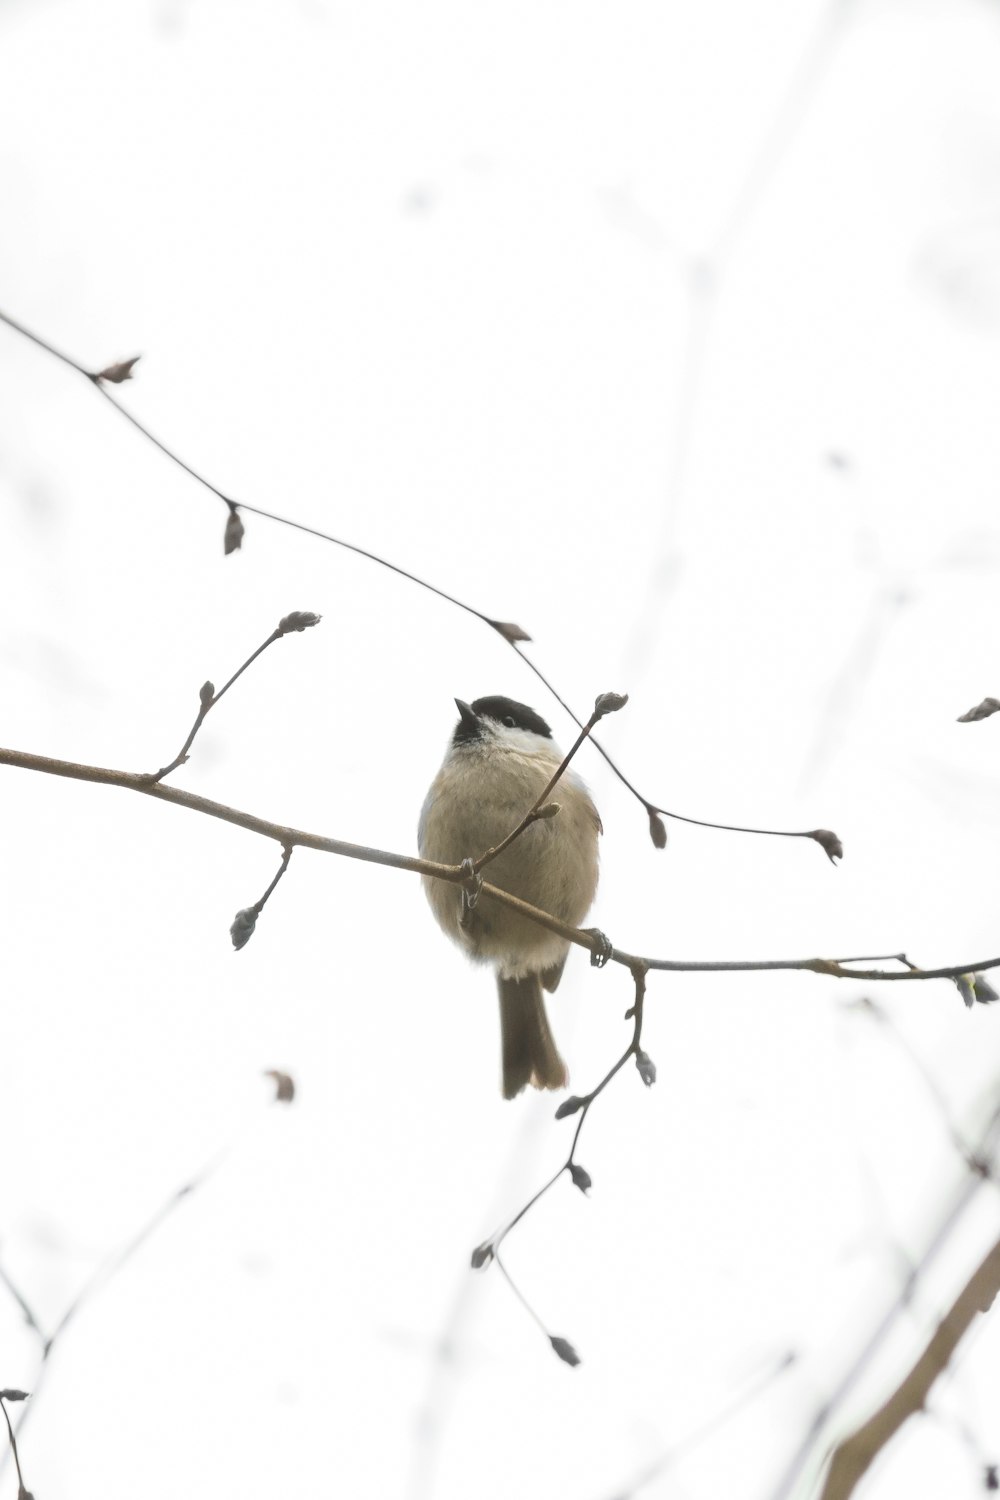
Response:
[[0, 305, 842, 860], [471, 963, 655, 1364], [771, 1097, 1000, 1500], [0, 1394, 31, 1499], [0, 743, 995, 984], [473, 691, 627, 875], [820, 1235, 1000, 1500], [149, 610, 320, 782]]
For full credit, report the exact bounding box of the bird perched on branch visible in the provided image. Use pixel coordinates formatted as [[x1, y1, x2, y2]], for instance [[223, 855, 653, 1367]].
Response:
[[419, 696, 601, 1099]]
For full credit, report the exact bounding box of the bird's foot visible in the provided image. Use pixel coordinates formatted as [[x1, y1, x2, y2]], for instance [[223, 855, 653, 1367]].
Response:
[[459, 856, 483, 929], [584, 928, 613, 968]]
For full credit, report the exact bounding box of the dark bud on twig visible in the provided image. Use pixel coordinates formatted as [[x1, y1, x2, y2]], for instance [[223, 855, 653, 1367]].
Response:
[[535, 802, 561, 821], [984, 1464, 998, 1492], [18, 1488, 35, 1500], [569, 1163, 592, 1195], [593, 691, 629, 719], [635, 1050, 657, 1087], [957, 697, 1000, 723], [549, 1335, 581, 1367], [554, 1094, 585, 1120], [277, 610, 322, 635], [470, 1241, 494, 1270], [648, 808, 668, 849], [96, 355, 141, 383], [0, 1390, 29, 1402], [224, 509, 245, 555], [264, 1069, 295, 1103], [487, 618, 532, 644], [199, 680, 215, 708], [230, 907, 258, 950], [809, 829, 843, 864]]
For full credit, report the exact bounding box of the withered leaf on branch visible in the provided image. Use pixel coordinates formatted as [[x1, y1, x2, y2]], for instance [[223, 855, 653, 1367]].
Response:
[[549, 1335, 581, 1367], [957, 697, 1000, 723], [487, 618, 532, 644], [224, 509, 245, 555], [264, 1069, 296, 1103], [0, 1390, 29, 1402], [96, 355, 141, 384], [230, 907, 258, 950], [647, 808, 668, 849], [809, 828, 843, 864]]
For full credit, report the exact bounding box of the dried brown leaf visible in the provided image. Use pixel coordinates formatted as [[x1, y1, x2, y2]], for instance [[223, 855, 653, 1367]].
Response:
[[264, 1069, 295, 1103]]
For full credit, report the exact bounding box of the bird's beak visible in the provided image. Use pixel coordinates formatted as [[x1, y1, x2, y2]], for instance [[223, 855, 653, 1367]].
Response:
[[454, 699, 479, 729]]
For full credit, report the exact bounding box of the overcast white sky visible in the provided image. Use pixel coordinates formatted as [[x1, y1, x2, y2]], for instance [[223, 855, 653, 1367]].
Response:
[[2, 1, 1000, 1497]]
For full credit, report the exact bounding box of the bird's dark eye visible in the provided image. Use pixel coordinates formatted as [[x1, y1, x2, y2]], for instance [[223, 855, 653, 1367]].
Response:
[[503, 715, 516, 728]]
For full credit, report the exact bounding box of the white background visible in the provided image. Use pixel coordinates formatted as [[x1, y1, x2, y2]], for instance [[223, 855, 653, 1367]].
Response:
[[2, 0, 1000, 1496]]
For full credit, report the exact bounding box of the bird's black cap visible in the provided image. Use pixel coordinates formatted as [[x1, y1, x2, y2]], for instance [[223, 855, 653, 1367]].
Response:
[[452, 696, 553, 745]]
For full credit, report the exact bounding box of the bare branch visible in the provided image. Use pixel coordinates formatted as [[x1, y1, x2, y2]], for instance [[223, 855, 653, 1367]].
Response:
[[473, 961, 652, 1362], [820, 1236, 1000, 1500], [0, 304, 840, 861], [231, 845, 293, 950], [148, 611, 321, 782], [0, 1394, 32, 1500], [473, 691, 627, 875], [0, 744, 994, 985]]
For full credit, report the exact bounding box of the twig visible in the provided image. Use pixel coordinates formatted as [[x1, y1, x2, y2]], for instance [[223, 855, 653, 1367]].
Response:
[[471, 962, 653, 1363], [0, 1393, 32, 1499], [0, 1263, 47, 1347], [0, 305, 842, 861], [230, 844, 294, 950], [820, 1235, 1000, 1500], [510, 643, 843, 861], [0, 743, 996, 984], [596, 1350, 798, 1499], [0, 1155, 223, 1472], [473, 691, 627, 875], [771, 1097, 1000, 1500], [149, 610, 321, 781]]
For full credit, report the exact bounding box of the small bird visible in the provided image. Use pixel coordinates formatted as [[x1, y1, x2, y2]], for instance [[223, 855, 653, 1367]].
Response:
[[418, 696, 601, 1099]]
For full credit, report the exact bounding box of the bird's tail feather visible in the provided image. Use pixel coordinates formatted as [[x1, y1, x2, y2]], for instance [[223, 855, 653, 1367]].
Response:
[[497, 974, 568, 1100]]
